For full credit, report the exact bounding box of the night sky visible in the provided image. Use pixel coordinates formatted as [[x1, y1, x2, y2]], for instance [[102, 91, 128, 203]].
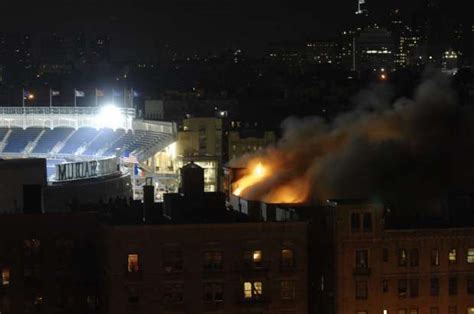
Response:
[[0, 0, 470, 53]]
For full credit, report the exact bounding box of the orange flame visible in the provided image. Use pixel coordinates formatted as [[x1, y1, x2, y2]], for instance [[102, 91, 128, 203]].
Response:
[[231, 160, 310, 204], [233, 162, 267, 196]]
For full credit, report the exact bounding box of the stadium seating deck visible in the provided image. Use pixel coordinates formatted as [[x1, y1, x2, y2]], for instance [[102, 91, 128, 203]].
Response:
[[0, 128, 8, 142], [3, 128, 42, 153], [32, 128, 74, 154], [59, 128, 99, 155], [0, 125, 174, 160], [83, 128, 124, 156]]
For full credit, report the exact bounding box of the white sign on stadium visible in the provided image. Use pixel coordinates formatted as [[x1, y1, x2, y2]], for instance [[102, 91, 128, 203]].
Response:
[[55, 157, 119, 182]]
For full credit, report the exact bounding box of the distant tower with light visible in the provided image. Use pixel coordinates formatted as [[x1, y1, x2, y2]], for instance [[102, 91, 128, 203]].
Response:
[[355, 0, 368, 16], [354, 0, 370, 30]]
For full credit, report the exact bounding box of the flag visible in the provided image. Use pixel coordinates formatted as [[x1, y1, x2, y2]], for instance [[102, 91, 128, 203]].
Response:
[[133, 90, 139, 97], [51, 90, 60, 96], [75, 90, 85, 97], [133, 164, 144, 176], [96, 89, 104, 97], [112, 89, 122, 97], [23, 89, 35, 100]]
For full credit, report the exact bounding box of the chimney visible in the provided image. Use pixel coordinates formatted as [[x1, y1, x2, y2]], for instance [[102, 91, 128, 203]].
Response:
[[143, 177, 154, 221]]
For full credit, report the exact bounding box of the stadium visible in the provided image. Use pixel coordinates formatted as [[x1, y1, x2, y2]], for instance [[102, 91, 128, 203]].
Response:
[[0, 105, 177, 212]]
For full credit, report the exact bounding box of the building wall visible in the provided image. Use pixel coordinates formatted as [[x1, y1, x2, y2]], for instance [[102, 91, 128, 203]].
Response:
[[333, 202, 474, 314], [144, 100, 164, 120], [228, 131, 275, 161], [0, 213, 100, 314], [101, 222, 309, 314], [178, 117, 223, 158], [177, 117, 223, 191], [0, 159, 47, 213]]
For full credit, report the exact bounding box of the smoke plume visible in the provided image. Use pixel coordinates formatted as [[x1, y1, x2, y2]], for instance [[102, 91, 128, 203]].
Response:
[[230, 73, 474, 211]]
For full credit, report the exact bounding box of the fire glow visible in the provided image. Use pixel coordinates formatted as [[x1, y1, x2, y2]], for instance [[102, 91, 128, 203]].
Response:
[[231, 160, 310, 204], [230, 76, 466, 209]]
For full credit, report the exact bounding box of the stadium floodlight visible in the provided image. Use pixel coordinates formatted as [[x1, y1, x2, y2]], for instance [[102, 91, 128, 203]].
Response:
[[96, 104, 124, 130]]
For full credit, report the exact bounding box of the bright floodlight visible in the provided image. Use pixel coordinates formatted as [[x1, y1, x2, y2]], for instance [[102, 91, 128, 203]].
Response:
[[96, 104, 124, 129]]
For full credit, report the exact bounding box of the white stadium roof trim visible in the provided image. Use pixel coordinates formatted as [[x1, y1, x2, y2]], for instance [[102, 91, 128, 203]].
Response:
[[0, 106, 136, 130], [0, 106, 177, 163]]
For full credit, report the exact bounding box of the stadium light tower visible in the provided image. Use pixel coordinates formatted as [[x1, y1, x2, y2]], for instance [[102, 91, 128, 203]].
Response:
[[96, 104, 125, 130]]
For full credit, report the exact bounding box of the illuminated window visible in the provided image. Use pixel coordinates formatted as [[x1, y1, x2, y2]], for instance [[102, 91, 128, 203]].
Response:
[[469, 308, 474, 314], [280, 281, 295, 300], [127, 254, 139, 273], [253, 250, 262, 263], [281, 249, 295, 268], [243, 281, 263, 299], [244, 250, 263, 268], [399, 249, 407, 266], [468, 248, 474, 263], [1, 268, 10, 286], [203, 251, 223, 271], [449, 249, 457, 264], [431, 249, 440, 266]]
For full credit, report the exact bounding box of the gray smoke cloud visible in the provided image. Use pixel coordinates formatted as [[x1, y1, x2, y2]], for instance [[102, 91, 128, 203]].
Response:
[[231, 72, 474, 211]]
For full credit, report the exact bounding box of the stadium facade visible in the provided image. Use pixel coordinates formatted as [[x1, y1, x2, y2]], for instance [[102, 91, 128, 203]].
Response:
[[0, 106, 178, 212]]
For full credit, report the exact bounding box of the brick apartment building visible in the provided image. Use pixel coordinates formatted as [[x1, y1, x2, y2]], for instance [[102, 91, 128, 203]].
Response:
[[330, 199, 474, 314], [101, 221, 308, 314]]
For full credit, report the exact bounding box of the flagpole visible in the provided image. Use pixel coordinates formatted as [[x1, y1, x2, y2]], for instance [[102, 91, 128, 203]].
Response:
[[49, 89, 52, 108], [95, 89, 98, 107], [74, 89, 77, 108]]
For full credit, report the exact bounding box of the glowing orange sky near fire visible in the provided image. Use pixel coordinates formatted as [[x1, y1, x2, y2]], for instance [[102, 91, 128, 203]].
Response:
[[231, 161, 309, 204]]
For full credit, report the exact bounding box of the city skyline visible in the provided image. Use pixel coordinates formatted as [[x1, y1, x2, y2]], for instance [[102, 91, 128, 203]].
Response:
[[0, 0, 469, 54]]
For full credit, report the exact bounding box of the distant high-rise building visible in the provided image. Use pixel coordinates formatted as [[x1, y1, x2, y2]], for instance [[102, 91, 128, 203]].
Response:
[[354, 0, 370, 30], [305, 41, 340, 65], [340, 30, 359, 71], [397, 29, 423, 68], [88, 34, 110, 63], [412, 0, 444, 65], [356, 25, 394, 72]]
